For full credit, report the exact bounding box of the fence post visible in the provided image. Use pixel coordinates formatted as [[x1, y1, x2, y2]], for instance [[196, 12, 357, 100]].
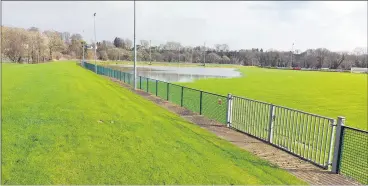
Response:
[[156, 80, 158, 96], [199, 91, 203, 115], [267, 104, 275, 143], [124, 73, 126, 82], [140, 76, 142, 89], [181, 86, 184, 107], [147, 78, 149, 92], [167, 83, 169, 101], [226, 93, 233, 128], [331, 116, 345, 173]]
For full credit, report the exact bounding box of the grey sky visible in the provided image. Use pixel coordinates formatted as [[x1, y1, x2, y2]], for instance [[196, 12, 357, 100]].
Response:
[[2, 1, 367, 52]]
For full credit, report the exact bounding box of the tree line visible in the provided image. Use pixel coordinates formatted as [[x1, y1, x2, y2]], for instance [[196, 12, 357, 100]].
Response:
[[1, 26, 367, 69]]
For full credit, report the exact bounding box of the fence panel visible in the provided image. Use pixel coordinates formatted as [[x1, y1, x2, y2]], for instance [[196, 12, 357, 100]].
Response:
[[339, 127, 368, 184], [148, 78, 156, 95], [182, 87, 201, 113], [168, 84, 182, 105], [202, 92, 227, 124], [127, 73, 134, 87], [231, 96, 271, 141], [140, 77, 148, 91], [272, 105, 334, 169], [157, 80, 168, 100]]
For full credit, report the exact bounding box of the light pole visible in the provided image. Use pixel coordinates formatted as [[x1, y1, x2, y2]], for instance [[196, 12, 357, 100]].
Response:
[[93, 13, 97, 73], [133, 0, 137, 90], [290, 42, 294, 68], [191, 48, 193, 63]]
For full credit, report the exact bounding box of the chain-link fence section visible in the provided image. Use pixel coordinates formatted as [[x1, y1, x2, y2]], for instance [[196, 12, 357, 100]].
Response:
[[339, 127, 368, 184], [157, 80, 168, 100], [140, 76, 147, 91], [168, 83, 182, 105], [202, 92, 227, 124], [182, 87, 201, 113], [148, 79, 156, 95]]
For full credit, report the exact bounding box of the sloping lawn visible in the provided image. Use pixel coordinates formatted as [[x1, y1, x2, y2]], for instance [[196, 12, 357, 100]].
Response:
[[1, 62, 304, 185]]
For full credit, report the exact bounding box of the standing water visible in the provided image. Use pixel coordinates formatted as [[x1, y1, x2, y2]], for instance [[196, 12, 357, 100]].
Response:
[[111, 64, 242, 82]]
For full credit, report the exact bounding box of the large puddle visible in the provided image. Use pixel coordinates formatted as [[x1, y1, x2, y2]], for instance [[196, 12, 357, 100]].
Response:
[[110, 65, 242, 82]]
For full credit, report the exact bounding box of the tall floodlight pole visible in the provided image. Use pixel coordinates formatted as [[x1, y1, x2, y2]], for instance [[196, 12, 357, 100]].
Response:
[[291, 42, 294, 67], [191, 48, 193, 63], [133, 0, 137, 89], [93, 13, 97, 73]]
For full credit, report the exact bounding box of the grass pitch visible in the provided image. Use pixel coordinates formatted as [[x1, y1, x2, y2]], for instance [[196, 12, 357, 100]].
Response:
[[1, 61, 304, 184]]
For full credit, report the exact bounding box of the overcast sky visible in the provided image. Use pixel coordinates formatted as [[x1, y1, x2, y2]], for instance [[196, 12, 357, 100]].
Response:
[[2, 1, 367, 52]]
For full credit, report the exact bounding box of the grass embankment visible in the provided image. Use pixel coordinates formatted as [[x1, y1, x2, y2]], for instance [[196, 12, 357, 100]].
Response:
[[179, 67, 367, 130], [2, 61, 304, 184]]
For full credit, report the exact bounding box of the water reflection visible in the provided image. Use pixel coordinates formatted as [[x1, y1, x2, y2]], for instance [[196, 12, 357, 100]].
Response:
[[110, 65, 242, 82]]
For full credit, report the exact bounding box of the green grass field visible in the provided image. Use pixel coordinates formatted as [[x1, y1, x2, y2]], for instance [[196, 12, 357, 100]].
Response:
[[179, 67, 367, 130], [2, 61, 304, 185]]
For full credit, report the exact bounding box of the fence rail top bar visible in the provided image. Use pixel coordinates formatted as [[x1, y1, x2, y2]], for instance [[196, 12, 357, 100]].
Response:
[[343, 126, 368, 133], [275, 105, 335, 120], [201, 90, 227, 98], [233, 95, 273, 105], [156, 79, 166, 83], [233, 95, 334, 120]]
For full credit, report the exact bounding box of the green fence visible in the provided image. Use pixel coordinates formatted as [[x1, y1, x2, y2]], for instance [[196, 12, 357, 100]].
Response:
[[84, 63, 228, 124], [82, 62, 368, 184], [338, 127, 368, 184]]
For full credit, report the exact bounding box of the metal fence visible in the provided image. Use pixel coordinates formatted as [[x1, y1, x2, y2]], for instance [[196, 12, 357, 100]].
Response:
[[138, 76, 228, 124], [230, 96, 335, 169], [335, 125, 368, 184], [81, 62, 367, 184]]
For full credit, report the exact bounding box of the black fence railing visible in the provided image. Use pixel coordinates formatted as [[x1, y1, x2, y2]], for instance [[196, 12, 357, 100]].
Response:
[[81, 61, 368, 184]]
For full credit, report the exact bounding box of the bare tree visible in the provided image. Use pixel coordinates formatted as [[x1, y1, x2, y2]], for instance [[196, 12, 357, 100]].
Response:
[[124, 39, 132, 50], [2, 27, 29, 62], [315, 48, 330, 68], [43, 30, 64, 60], [207, 53, 221, 63], [140, 40, 149, 50]]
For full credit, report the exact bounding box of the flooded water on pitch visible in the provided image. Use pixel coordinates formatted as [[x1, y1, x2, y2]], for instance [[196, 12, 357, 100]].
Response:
[[111, 64, 242, 83]]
